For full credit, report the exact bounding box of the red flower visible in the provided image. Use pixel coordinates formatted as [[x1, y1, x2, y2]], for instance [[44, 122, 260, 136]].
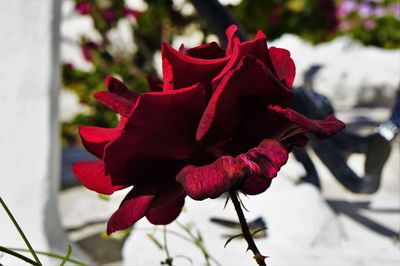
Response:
[[75, 1, 91, 15], [102, 8, 117, 23], [124, 7, 141, 19], [73, 25, 345, 234], [81, 41, 99, 62]]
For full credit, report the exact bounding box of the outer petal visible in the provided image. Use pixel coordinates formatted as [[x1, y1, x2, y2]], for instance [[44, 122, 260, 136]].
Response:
[[104, 83, 206, 181], [240, 177, 271, 195], [107, 187, 155, 235], [72, 160, 128, 195], [268, 105, 346, 140], [79, 126, 121, 158], [146, 193, 186, 225], [94, 91, 133, 116], [176, 139, 288, 200], [161, 42, 229, 90], [186, 42, 226, 59], [105, 75, 138, 103], [269, 47, 296, 88], [196, 55, 293, 142], [228, 106, 345, 155]]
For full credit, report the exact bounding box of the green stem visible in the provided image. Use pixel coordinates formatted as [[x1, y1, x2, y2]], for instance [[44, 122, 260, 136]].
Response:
[[59, 244, 72, 266], [163, 226, 173, 266], [0, 197, 42, 265], [8, 248, 88, 266], [0, 246, 38, 265], [228, 191, 266, 266]]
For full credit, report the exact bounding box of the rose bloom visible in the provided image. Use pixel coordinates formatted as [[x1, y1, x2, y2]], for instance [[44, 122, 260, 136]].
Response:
[[73, 25, 345, 235]]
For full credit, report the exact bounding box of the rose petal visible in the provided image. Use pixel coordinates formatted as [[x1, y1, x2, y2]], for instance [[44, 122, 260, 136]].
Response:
[[230, 106, 344, 154], [196, 55, 293, 142], [240, 177, 271, 195], [186, 42, 226, 59], [107, 188, 155, 235], [225, 25, 241, 55], [268, 105, 346, 140], [146, 75, 163, 92], [73, 160, 128, 195], [93, 91, 134, 116], [79, 126, 121, 158], [146, 193, 186, 225], [105, 75, 138, 103], [269, 47, 296, 88], [161, 42, 229, 90], [176, 139, 288, 200], [212, 30, 275, 88], [104, 83, 206, 181]]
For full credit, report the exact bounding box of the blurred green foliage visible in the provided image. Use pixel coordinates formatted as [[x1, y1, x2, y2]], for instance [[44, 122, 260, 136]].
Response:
[[230, 0, 338, 43]]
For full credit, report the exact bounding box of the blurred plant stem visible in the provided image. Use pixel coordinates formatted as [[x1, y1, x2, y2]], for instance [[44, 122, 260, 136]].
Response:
[[162, 226, 173, 266], [176, 221, 221, 266]]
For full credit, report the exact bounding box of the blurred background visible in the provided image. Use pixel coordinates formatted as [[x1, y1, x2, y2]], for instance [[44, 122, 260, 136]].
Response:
[[0, 0, 399, 265]]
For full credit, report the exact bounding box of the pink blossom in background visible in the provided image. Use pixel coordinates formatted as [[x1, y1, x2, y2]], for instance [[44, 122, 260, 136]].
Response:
[[388, 3, 400, 19], [363, 19, 376, 30], [373, 6, 386, 17], [358, 2, 373, 18], [338, 21, 352, 31], [337, 0, 358, 17]]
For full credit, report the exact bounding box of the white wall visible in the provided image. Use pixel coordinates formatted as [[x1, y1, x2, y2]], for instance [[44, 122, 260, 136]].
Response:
[[0, 0, 78, 264]]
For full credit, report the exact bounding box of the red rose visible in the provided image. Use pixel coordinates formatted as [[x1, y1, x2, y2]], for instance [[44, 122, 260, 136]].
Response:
[[73, 25, 345, 235]]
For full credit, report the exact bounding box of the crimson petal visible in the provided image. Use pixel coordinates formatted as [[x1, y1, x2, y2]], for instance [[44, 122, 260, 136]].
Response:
[[93, 91, 134, 117], [196, 55, 293, 142], [104, 83, 207, 181], [79, 126, 121, 158], [73, 160, 128, 195], [225, 25, 241, 55], [146, 193, 186, 225], [212, 30, 275, 88], [105, 75, 138, 103], [240, 177, 271, 195], [186, 42, 226, 59], [107, 187, 155, 235], [161, 42, 229, 90], [176, 139, 288, 200], [146, 75, 163, 92], [268, 105, 346, 140], [269, 47, 296, 88]]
